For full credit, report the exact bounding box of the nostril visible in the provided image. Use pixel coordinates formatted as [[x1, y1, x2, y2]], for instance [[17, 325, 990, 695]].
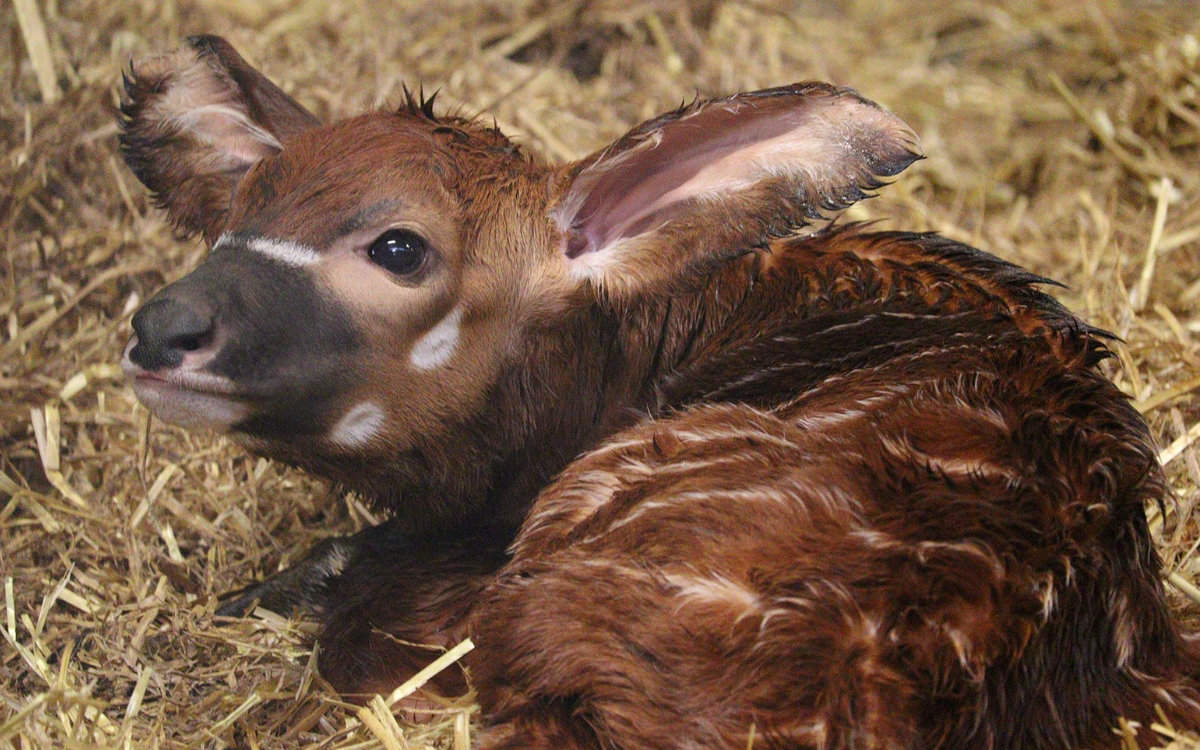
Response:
[[129, 297, 216, 371], [173, 329, 213, 353]]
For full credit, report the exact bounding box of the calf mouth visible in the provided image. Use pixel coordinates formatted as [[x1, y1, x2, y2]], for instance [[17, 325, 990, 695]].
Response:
[[122, 337, 249, 430]]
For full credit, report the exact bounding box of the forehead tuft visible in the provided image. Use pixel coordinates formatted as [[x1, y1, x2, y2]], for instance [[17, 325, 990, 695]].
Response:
[[240, 113, 448, 191], [224, 113, 459, 238], [219, 107, 535, 251], [235, 110, 520, 196]]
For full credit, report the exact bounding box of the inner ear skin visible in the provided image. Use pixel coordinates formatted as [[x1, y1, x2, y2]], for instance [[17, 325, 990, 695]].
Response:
[[557, 83, 920, 264], [564, 108, 803, 257], [186, 35, 320, 142]]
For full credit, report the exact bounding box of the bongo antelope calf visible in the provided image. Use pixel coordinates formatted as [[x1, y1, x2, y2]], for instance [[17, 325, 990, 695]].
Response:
[[118, 35, 1200, 749]]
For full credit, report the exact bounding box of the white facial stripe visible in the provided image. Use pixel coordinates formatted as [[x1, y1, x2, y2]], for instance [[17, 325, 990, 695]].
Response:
[[212, 233, 322, 267], [247, 237, 322, 267], [410, 306, 463, 371], [329, 401, 386, 448]]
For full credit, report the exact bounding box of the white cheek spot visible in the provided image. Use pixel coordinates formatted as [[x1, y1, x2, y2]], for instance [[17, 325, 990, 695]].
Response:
[[410, 306, 463, 370], [214, 233, 322, 267], [328, 401, 386, 448]]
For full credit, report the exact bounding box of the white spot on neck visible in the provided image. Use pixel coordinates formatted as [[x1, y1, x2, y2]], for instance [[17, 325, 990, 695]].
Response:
[[213, 233, 321, 267], [328, 401, 385, 448], [410, 306, 463, 370]]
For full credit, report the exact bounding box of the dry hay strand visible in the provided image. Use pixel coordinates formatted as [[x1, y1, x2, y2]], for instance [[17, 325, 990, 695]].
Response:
[[1, 0, 1199, 748]]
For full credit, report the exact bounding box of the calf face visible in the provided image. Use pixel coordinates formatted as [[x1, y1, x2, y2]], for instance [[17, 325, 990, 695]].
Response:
[[119, 35, 918, 525]]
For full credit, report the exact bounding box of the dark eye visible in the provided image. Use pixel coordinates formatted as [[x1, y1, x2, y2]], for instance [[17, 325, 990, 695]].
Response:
[[367, 229, 428, 276]]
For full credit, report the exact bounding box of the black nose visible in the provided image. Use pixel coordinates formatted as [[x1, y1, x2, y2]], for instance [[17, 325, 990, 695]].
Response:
[[129, 297, 215, 370]]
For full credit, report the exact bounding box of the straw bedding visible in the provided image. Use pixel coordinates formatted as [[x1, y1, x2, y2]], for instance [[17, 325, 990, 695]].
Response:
[[2, 0, 1200, 747]]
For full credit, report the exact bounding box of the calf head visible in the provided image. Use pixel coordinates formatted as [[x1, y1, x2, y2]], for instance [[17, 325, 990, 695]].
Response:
[[119, 35, 920, 526]]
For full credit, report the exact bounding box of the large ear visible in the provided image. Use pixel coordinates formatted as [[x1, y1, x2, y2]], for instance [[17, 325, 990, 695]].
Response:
[[118, 35, 320, 243], [552, 83, 921, 298]]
